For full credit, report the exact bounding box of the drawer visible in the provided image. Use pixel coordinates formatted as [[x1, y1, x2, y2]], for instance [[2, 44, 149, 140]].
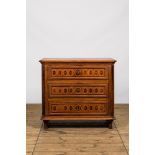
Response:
[[47, 63, 110, 79], [48, 102, 109, 116], [47, 83, 109, 98]]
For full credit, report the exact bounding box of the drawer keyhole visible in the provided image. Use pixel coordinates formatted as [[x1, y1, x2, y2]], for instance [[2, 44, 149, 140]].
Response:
[[76, 88, 80, 93], [76, 69, 80, 76]]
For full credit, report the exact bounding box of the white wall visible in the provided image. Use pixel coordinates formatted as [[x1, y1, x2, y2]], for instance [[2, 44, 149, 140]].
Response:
[[26, 0, 129, 104]]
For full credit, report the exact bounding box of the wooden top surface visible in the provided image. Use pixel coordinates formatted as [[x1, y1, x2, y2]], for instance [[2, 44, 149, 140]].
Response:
[[39, 58, 116, 63]]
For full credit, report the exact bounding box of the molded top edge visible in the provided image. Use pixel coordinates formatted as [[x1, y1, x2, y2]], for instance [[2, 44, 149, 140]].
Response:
[[39, 58, 117, 63]]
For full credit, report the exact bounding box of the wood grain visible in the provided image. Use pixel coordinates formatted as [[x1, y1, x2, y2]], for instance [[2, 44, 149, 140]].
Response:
[[33, 152, 127, 155], [115, 105, 129, 153]]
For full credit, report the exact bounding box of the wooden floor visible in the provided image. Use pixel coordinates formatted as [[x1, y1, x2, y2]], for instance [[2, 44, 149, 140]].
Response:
[[26, 104, 129, 155]]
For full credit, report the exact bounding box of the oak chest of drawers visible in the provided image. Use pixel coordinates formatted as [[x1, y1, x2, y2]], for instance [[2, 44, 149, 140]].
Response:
[[39, 58, 116, 128]]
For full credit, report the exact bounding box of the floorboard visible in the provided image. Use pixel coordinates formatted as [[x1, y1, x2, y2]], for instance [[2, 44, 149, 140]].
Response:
[[26, 104, 129, 155]]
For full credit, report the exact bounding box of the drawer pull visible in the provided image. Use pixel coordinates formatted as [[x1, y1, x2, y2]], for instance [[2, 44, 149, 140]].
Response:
[[76, 88, 80, 93], [76, 69, 80, 75]]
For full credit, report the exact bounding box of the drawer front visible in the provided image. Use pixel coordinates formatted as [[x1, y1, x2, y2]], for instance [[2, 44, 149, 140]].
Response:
[[47, 63, 109, 79], [48, 84, 108, 98], [48, 102, 109, 115]]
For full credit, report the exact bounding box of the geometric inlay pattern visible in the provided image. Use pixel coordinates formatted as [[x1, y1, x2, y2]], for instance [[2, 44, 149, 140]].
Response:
[[49, 103, 108, 115], [48, 68, 108, 79], [48, 85, 108, 97]]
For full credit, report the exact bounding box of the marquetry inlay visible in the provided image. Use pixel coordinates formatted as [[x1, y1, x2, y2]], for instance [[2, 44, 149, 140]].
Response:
[[47, 68, 109, 79], [48, 84, 108, 97], [49, 103, 108, 115]]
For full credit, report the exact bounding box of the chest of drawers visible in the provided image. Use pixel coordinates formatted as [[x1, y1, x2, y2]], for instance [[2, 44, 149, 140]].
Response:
[[39, 58, 116, 128]]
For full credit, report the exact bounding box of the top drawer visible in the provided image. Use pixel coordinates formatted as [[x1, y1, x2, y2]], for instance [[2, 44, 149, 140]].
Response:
[[46, 63, 110, 80]]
